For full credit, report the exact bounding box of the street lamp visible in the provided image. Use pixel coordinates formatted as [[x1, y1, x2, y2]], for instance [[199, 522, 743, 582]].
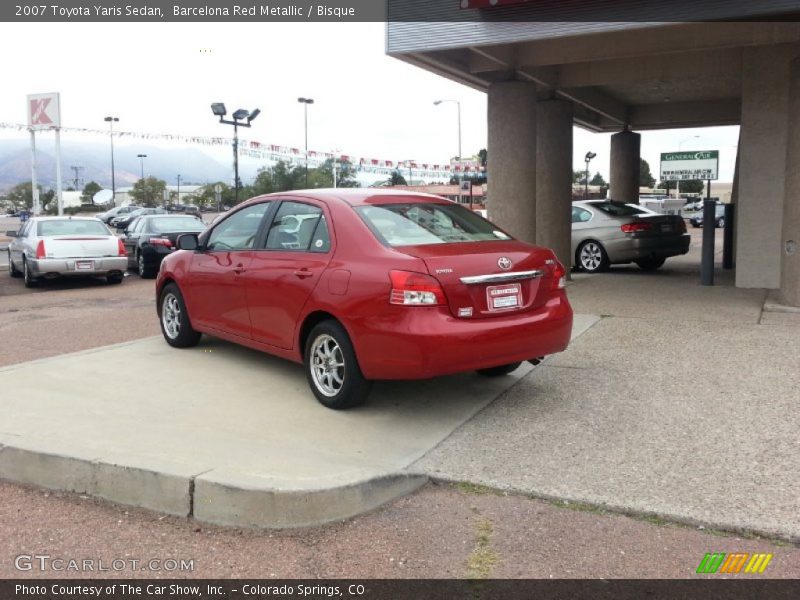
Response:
[[297, 97, 314, 187], [584, 151, 596, 199], [176, 174, 181, 206], [676, 135, 701, 199], [104, 116, 119, 205], [136, 154, 147, 181], [210, 102, 260, 204]]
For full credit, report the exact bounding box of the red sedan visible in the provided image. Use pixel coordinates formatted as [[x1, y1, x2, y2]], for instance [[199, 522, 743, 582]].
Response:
[[156, 190, 573, 409]]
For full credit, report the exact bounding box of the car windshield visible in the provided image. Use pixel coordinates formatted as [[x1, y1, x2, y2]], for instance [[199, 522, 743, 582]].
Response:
[[150, 217, 204, 233], [37, 220, 109, 236], [588, 201, 643, 217], [356, 202, 512, 246]]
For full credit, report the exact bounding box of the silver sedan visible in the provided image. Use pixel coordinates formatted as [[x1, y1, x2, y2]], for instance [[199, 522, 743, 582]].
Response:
[[7, 217, 128, 287], [571, 200, 690, 272]]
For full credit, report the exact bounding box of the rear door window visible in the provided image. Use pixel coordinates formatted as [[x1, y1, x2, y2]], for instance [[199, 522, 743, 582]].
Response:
[[264, 201, 329, 252], [587, 201, 642, 217]]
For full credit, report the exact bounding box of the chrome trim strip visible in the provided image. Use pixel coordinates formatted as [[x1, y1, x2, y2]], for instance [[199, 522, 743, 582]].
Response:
[[459, 269, 545, 285]]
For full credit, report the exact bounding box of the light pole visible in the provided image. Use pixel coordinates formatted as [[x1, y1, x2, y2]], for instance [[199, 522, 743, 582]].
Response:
[[104, 116, 119, 206], [211, 103, 260, 205], [297, 97, 314, 187], [676, 135, 700, 199], [434, 100, 462, 200], [176, 174, 181, 206], [137, 154, 147, 205], [584, 151, 596, 199]]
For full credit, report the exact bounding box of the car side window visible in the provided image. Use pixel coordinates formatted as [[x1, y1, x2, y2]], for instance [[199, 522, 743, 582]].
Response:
[[128, 218, 141, 233], [206, 203, 270, 251], [19, 222, 32, 237], [264, 202, 329, 252], [572, 207, 592, 223]]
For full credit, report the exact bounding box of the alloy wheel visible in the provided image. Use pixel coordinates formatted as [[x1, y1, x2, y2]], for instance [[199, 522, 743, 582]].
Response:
[[580, 242, 603, 272], [309, 334, 346, 397], [161, 292, 182, 340]]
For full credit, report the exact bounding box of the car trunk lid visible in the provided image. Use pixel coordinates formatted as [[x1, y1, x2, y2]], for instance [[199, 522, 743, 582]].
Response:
[[399, 241, 560, 319], [41, 236, 120, 258]]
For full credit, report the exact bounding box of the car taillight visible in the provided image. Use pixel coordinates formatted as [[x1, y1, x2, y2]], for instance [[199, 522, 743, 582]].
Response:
[[117, 239, 127, 256], [677, 219, 687, 233], [389, 270, 445, 306], [35, 240, 46, 259], [149, 237, 174, 248], [621, 222, 653, 233], [551, 260, 567, 290]]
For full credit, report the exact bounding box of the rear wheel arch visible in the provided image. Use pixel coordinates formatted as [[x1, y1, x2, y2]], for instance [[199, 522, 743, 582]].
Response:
[[299, 310, 342, 355]]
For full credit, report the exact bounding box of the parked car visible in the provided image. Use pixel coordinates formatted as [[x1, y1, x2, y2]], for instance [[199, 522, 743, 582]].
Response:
[[156, 190, 573, 409], [120, 214, 206, 278], [97, 205, 139, 224], [6, 217, 127, 287], [111, 207, 167, 230], [571, 200, 690, 272], [689, 203, 726, 228]]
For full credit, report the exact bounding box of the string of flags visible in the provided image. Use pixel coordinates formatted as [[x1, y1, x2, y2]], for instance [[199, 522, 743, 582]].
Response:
[[0, 122, 487, 179]]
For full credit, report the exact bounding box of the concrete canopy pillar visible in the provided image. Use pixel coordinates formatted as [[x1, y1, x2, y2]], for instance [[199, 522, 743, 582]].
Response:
[[536, 98, 573, 271], [736, 46, 792, 290], [610, 130, 641, 204], [487, 81, 537, 243], [780, 57, 800, 306]]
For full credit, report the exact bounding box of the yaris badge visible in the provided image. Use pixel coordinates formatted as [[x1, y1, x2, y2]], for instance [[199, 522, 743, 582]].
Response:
[[498, 257, 512, 270]]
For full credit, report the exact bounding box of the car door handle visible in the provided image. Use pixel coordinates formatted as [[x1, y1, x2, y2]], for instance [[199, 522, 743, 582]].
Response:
[[233, 264, 246, 274], [294, 268, 313, 279]]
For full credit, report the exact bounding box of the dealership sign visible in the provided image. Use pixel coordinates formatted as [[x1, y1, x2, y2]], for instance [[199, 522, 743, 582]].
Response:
[[660, 150, 719, 181], [27, 92, 61, 130]]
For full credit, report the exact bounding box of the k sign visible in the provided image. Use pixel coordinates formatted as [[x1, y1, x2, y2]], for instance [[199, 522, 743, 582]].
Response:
[[27, 92, 61, 129]]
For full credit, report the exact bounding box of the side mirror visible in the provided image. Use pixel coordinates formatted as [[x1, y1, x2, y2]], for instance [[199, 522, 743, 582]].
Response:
[[5, 231, 18, 237], [176, 233, 199, 251]]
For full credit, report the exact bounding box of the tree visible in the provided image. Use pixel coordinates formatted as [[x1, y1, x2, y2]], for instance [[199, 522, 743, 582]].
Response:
[[388, 169, 407, 186], [639, 158, 656, 188], [129, 176, 167, 207], [477, 148, 487, 167], [6, 182, 55, 211], [590, 172, 606, 186], [308, 158, 359, 188], [573, 170, 587, 185], [81, 181, 102, 204]]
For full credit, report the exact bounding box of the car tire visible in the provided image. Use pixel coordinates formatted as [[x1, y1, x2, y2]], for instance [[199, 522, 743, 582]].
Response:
[[716, 217, 725, 228], [158, 282, 201, 348], [476, 362, 522, 377], [107, 273, 124, 284], [304, 320, 371, 409], [8, 252, 22, 278], [577, 240, 609, 273], [138, 251, 156, 279], [635, 257, 666, 271], [22, 257, 38, 288]]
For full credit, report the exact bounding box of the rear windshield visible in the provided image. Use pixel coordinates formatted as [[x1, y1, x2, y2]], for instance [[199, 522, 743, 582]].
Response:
[[151, 217, 205, 233], [588, 201, 643, 217], [37, 220, 109, 236], [356, 203, 511, 247]]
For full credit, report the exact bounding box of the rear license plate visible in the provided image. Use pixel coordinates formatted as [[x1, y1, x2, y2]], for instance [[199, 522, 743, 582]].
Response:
[[486, 283, 521, 311], [661, 223, 674, 233], [75, 260, 94, 270]]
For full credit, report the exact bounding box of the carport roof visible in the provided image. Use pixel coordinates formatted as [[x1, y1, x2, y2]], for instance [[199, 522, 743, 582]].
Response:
[[387, 16, 800, 131]]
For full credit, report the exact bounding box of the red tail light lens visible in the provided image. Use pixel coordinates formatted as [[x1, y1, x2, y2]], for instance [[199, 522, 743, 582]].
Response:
[[149, 237, 174, 248], [389, 270, 445, 306], [551, 260, 567, 290], [621, 222, 653, 233], [35, 240, 46, 259], [117, 239, 127, 256]]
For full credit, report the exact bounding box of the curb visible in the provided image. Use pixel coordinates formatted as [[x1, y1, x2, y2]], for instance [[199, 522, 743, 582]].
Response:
[[0, 442, 427, 528]]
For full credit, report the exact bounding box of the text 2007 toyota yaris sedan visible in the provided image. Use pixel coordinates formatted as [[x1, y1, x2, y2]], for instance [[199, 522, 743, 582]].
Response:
[[156, 190, 573, 409]]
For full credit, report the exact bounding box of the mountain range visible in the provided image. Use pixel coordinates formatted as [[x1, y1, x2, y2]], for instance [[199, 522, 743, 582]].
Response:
[[0, 139, 249, 193]]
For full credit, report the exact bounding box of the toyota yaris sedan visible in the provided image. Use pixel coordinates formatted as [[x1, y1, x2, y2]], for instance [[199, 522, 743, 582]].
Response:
[[156, 190, 573, 409]]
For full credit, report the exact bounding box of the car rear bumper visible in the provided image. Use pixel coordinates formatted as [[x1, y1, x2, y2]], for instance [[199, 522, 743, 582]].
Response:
[[606, 233, 690, 263], [351, 292, 573, 380], [28, 257, 128, 277]]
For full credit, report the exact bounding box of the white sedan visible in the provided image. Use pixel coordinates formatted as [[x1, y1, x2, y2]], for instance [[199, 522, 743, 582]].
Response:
[[6, 217, 128, 287]]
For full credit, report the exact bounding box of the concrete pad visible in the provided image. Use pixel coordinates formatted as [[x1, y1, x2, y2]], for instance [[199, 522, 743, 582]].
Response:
[[414, 316, 800, 540], [0, 321, 590, 527]]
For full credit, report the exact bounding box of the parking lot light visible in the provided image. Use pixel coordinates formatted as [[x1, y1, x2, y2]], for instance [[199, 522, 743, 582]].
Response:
[[211, 102, 260, 204]]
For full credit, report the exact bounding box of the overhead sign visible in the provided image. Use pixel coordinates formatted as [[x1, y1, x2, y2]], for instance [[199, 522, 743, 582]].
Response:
[[27, 92, 61, 129], [660, 150, 719, 181]]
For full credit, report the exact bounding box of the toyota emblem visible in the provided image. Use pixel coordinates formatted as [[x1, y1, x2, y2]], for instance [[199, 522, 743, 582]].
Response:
[[497, 257, 512, 270]]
